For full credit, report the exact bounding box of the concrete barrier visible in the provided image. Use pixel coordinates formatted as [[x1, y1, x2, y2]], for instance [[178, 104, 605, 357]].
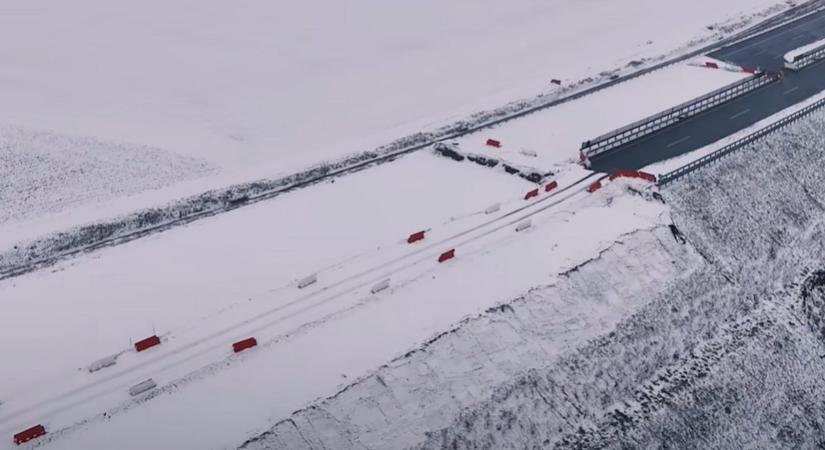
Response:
[[297, 273, 318, 289], [370, 279, 391, 294], [515, 220, 532, 232], [88, 355, 118, 373], [484, 203, 501, 215], [129, 379, 157, 396]]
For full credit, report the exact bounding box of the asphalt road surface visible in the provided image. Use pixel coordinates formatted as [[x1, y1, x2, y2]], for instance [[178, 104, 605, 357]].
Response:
[[710, 9, 825, 70], [590, 9, 825, 173]]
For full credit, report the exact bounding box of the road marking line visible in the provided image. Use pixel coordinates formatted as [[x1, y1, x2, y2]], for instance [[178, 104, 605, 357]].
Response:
[[666, 136, 691, 148], [784, 86, 800, 95], [730, 109, 751, 120]]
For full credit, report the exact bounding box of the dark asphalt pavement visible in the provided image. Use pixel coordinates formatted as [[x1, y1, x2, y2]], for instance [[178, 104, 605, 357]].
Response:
[[710, 10, 825, 70], [590, 10, 825, 174]]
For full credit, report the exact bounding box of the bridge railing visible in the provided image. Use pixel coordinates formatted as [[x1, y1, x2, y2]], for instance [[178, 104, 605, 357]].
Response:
[[580, 72, 779, 160], [657, 96, 825, 186]]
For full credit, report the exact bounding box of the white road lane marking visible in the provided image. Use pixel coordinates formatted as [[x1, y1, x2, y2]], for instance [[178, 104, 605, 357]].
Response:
[[784, 86, 800, 95], [666, 136, 691, 148], [730, 109, 751, 120]]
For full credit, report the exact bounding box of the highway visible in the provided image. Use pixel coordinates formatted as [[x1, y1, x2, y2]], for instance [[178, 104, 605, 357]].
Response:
[[590, 8, 825, 174], [710, 9, 825, 70]]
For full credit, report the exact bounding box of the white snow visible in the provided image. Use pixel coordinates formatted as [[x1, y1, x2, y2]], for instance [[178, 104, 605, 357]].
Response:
[[0, 0, 790, 234], [0, 1, 804, 448], [451, 64, 745, 172], [0, 148, 666, 449]]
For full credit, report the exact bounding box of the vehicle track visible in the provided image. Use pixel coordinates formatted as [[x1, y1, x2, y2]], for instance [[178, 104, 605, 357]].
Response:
[[1, 1, 822, 283], [0, 172, 604, 438]]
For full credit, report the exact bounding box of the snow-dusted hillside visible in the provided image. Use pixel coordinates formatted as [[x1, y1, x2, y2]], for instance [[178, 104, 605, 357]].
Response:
[[0, 125, 215, 226], [241, 108, 825, 449]]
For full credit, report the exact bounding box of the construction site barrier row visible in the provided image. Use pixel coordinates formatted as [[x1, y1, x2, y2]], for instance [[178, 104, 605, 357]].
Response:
[[580, 71, 779, 159], [609, 170, 657, 183], [657, 96, 825, 186]]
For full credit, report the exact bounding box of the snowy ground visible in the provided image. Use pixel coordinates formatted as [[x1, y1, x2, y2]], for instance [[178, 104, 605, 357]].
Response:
[[0, 1, 819, 449], [450, 64, 745, 173], [0, 61, 749, 272], [241, 224, 702, 450], [0, 125, 216, 226], [0, 0, 794, 241], [243, 100, 825, 450], [0, 147, 668, 449]]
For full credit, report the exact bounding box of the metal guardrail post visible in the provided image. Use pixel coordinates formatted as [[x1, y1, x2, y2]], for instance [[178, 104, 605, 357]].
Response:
[[657, 97, 825, 185]]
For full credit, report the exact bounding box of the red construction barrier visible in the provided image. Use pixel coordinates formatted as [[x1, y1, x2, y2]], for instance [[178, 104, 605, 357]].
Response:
[[134, 335, 161, 352], [587, 181, 603, 193], [407, 230, 426, 244], [545, 181, 558, 192], [609, 170, 630, 181], [609, 170, 656, 183], [438, 249, 455, 263], [705, 62, 719, 69], [486, 139, 501, 148], [741, 66, 756, 74], [550, 79, 562, 85], [14, 425, 46, 445], [233, 337, 258, 353], [524, 188, 539, 200]]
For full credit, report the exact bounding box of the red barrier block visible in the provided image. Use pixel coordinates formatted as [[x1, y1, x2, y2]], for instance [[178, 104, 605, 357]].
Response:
[[545, 181, 558, 192], [438, 249, 455, 263], [742, 66, 755, 74], [14, 425, 46, 445], [524, 189, 539, 200], [550, 79, 562, 85], [587, 181, 603, 193], [407, 230, 426, 244], [486, 139, 501, 148], [134, 335, 161, 352], [233, 337, 258, 353], [635, 171, 656, 182], [705, 62, 719, 69]]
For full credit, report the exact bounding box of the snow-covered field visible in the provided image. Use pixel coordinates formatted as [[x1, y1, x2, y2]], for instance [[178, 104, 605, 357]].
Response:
[[244, 104, 825, 450], [0, 125, 216, 226], [0, 0, 793, 239], [0, 60, 752, 272], [2, 1, 820, 449], [451, 64, 745, 173], [0, 147, 669, 449]]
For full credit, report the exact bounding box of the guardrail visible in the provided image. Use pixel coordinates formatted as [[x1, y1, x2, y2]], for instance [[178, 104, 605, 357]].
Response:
[[657, 96, 825, 186], [581, 72, 780, 160], [785, 41, 825, 70]]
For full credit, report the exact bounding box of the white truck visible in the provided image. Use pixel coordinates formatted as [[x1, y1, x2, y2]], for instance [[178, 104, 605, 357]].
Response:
[[784, 38, 825, 71]]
